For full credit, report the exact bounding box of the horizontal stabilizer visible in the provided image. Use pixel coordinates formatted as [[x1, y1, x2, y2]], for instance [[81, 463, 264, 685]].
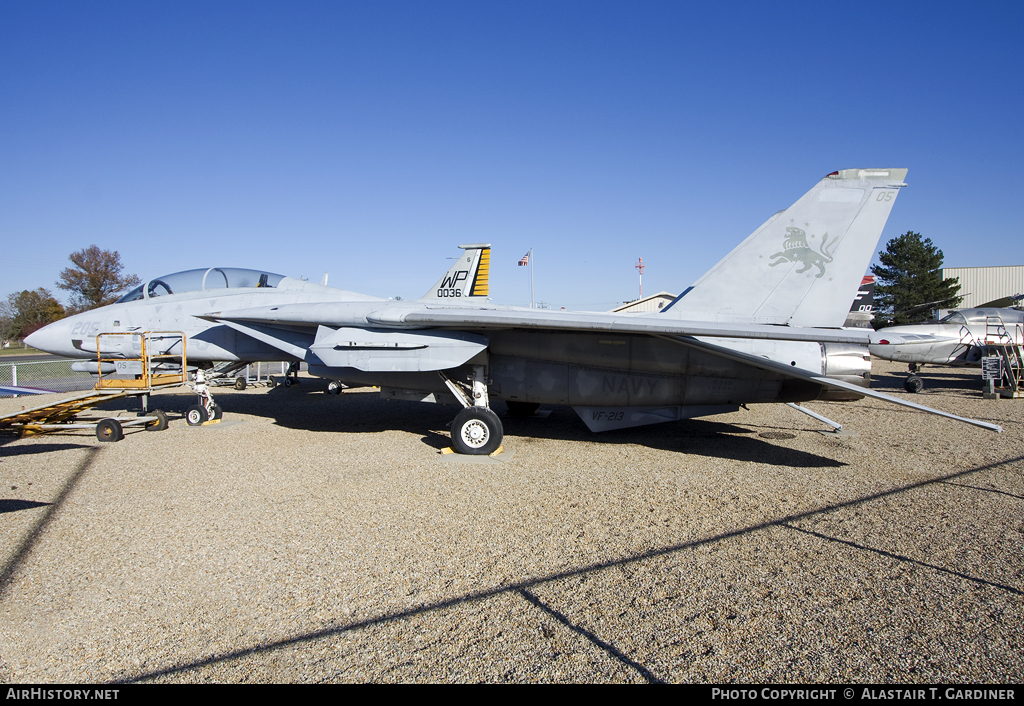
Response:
[[660, 334, 1001, 432]]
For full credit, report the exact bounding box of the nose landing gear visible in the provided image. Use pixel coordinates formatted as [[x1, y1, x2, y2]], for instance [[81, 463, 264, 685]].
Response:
[[186, 369, 223, 425], [904, 363, 924, 393]]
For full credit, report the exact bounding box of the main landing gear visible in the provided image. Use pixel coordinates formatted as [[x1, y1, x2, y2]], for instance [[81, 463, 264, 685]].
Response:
[[441, 365, 503, 455]]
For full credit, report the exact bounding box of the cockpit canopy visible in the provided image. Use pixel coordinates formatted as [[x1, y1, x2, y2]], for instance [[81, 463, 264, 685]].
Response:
[[116, 267, 286, 303], [938, 308, 1024, 325]]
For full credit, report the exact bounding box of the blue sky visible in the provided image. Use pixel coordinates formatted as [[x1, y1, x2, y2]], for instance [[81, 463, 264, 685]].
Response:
[[2, 1, 1021, 310]]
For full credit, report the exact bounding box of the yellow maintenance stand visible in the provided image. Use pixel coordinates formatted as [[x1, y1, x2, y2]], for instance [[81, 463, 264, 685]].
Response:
[[0, 331, 189, 442]]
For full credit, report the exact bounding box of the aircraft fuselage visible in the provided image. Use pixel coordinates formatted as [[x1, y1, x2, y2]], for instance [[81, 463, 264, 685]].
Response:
[[870, 309, 1024, 366], [29, 280, 871, 414]]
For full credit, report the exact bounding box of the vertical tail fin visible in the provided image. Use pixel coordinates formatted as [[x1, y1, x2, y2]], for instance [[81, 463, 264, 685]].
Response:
[[844, 275, 876, 328], [420, 244, 491, 301], [661, 168, 908, 327]]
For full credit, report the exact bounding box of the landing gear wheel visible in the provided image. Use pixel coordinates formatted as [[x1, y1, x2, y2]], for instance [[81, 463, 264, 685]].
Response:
[[450, 407, 504, 455], [96, 418, 123, 442], [185, 404, 209, 426], [234, 376, 247, 390], [327, 380, 343, 395], [145, 409, 169, 431], [283, 377, 293, 387], [506, 401, 540, 417], [211, 404, 223, 420], [904, 375, 924, 393]]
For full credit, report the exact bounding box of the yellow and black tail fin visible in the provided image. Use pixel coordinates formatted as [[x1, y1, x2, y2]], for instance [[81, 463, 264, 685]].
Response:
[[421, 244, 491, 300]]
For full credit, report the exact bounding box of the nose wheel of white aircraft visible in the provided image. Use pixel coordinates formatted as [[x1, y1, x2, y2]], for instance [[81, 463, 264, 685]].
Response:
[[904, 375, 924, 393], [185, 404, 208, 425], [185, 369, 223, 425], [450, 407, 503, 455]]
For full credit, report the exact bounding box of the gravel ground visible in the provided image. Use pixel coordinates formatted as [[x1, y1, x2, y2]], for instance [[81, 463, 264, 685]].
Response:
[[0, 360, 1021, 683]]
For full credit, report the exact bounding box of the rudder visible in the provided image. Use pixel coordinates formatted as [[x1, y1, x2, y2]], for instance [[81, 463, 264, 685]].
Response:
[[661, 169, 908, 327], [421, 244, 491, 301]]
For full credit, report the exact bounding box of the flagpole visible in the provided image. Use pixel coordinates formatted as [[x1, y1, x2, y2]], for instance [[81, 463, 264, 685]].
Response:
[[530, 248, 535, 309]]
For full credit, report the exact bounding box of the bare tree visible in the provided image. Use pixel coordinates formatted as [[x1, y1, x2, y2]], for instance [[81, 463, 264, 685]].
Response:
[[56, 245, 141, 314]]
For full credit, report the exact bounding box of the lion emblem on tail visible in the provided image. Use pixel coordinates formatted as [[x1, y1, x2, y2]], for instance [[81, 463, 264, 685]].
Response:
[[768, 227, 837, 278]]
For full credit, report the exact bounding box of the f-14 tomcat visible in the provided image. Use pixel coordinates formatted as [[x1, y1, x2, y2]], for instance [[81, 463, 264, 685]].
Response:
[[26, 168, 1001, 452]]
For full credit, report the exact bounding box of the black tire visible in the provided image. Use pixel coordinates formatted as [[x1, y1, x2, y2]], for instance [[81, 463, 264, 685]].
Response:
[[450, 407, 504, 455], [506, 401, 540, 417], [328, 380, 343, 395], [211, 403, 223, 420], [904, 376, 924, 393], [145, 409, 169, 431], [234, 376, 247, 390], [96, 418, 123, 442], [185, 404, 208, 426], [268, 376, 277, 388], [283, 377, 293, 387]]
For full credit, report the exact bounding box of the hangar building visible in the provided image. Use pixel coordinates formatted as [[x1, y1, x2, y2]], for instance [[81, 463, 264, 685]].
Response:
[[942, 266, 1024, 308]]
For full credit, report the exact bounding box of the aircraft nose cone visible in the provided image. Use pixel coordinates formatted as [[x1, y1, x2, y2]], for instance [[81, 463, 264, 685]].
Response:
[[25, 321, 70, 356]]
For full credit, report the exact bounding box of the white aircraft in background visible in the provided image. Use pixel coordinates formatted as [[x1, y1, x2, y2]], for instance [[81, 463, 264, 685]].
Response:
[[871, 304, 1024, 392]]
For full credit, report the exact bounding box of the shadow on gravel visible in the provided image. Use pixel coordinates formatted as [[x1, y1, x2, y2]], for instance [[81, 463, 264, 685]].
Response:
[[873, 369, 982, 395], [0, 499, 52, 514], [782, 523, 1023, 597], [0, 441, 93, 456], [0, 446, 100, 601], [113, 454, 1022, 684], [207, 385, 848, 468], [940, 481, 1024, 501]]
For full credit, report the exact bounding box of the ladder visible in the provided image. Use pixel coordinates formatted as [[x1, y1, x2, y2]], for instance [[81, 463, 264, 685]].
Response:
[[981, 317, 1023, 398], [0, 331, 188, 439]]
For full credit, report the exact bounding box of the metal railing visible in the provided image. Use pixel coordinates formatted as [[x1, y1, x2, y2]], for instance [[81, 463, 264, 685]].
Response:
[[95, 331, 187, 389], [0, 359, 95, 397]]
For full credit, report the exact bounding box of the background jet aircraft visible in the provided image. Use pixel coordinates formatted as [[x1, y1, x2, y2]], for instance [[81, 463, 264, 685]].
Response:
[[870, 307, 1024, 392], [843, 275, 875, 329], [27, 168, 1002, 453]]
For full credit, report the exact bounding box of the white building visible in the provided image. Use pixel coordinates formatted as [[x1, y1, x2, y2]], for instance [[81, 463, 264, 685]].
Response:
[[611, 291, 677, 313], [942, 266, 1024, 308]]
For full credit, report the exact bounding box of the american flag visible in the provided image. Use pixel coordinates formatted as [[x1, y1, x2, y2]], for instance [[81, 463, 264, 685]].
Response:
[[518, 252, 530, 266]]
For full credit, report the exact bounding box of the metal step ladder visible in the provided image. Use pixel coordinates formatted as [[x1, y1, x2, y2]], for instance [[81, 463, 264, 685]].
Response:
[[0, 331, 189, 440], [981, 316, 1023, 399]]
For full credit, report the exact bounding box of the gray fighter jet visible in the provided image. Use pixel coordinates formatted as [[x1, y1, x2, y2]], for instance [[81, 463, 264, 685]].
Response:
[[870, 307, 1024, 392], [26, 168, 1002, 452]]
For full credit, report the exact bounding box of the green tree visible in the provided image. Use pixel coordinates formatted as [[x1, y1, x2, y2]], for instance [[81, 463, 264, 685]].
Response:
[[56, 245, 141, 314], [0, 288, 66, 340], [871, 231, 962, 327]]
